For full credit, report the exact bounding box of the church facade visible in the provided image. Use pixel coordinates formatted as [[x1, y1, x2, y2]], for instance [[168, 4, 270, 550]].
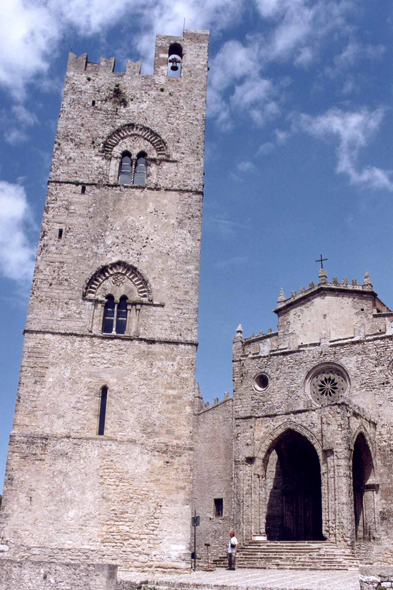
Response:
[[1, 28, 393, 581], [194, 268, 393, 567]]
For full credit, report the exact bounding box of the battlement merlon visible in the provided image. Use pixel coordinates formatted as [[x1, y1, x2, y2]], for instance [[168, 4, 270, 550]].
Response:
[[233, 272, 393, 356], [66, 30, 209, 78]]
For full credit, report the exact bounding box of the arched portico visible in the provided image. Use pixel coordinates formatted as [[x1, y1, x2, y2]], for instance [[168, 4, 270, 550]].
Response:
[[248, 424, 330, 543], [259, 429, 323, 540], [265, 430, 322, 540]]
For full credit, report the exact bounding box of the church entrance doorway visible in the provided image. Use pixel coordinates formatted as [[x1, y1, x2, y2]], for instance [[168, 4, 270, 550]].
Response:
[[265, 430, 323, 541], [353, 433, 376, 541]]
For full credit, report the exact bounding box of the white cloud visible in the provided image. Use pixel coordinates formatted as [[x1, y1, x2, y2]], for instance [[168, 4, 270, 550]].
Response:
[[258, 142, 275, 155], [4, 128, 30, 146], [0, 181, 36, 282], [231, 78, 274, 108], [214, 256, 248, 268], [325, 40, 385, 80], [294, 46, 313, 68], [207, 0, 360, 128], [236, 161, 256, 172], [256, 0, 356, 64], [0, 0, 366, 135], [1, 105, 38, 145], [0, 0, 59, 97], [212, 216, 249, 236], [296, 107, 393, 191], [12, 105, 39, 127], [0, 0, 246, 96], [275, 128, 290, 144], [208, 38, 282, 128]]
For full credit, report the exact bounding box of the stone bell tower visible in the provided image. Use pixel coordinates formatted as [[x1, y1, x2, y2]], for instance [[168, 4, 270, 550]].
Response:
[[1, 30, 209, 571]]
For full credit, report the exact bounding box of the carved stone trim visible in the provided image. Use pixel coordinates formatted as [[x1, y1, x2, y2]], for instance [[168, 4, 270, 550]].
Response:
[[83, 261, 152, 301], [102, 124, 168, 159]]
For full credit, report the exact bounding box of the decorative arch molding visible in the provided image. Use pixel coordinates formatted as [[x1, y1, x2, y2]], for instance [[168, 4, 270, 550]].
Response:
[[83, 261, 152, 301], [102, 123, 168, 159], [256, 421, 323, 474]]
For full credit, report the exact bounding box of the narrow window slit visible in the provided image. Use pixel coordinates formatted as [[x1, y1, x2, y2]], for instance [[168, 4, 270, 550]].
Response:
[[81, 185, 86, 194], [92, 100, 95, 106], [98, 386, 108, 435], [58, 229, 63, 239], [214, 498, 223, 518]]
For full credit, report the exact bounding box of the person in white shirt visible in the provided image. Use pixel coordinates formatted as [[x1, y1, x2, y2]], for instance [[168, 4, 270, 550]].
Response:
[[227, 530, 238, 570]]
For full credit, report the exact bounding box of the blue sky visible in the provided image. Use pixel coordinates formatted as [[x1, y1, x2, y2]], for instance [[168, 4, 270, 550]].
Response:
[[1, 0, 393, 492]]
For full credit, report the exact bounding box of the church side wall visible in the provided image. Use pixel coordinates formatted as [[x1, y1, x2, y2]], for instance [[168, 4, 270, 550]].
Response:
[[193, 399, 233, 563]]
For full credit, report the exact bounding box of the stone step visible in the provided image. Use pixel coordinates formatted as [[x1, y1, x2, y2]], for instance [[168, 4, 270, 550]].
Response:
[[213, 541, 358, 571], [239, 551, 357, 558], [214, 560, 357, 570], [237, 555, 357, 561]]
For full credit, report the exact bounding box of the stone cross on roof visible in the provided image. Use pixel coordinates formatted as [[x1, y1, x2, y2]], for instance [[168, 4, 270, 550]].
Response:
[[315, 254, 328, 270]]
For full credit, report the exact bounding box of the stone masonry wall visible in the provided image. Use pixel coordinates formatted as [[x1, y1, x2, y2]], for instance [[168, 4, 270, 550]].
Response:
[[1, 30, 209, 571], [0, 560, 117, 590], [359, 566, 393, 590], [193, 399, 233, 563]]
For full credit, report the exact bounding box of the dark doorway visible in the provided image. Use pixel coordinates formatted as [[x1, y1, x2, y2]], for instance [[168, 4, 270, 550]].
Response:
[[265, 430, 323, 541], [353, 433, 375, 541]]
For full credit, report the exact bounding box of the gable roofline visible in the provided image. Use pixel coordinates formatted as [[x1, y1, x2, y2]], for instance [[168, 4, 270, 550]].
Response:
[[273, 281, 390, 316]]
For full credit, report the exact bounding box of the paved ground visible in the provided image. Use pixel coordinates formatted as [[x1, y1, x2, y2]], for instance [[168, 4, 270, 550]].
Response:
[[118, 568, 361, 590]]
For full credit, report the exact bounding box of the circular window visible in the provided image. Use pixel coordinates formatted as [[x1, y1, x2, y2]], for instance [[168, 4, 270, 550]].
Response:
[[309, 365, 348, 405], [254, 373, 269, 391]]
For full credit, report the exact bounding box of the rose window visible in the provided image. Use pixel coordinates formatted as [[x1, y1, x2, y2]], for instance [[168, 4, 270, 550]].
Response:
[[317, 375, 339, 397], [310, 367, 347, 405]]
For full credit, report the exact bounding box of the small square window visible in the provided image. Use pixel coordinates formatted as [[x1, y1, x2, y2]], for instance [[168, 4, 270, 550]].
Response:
[[214, 498, 223, 518]]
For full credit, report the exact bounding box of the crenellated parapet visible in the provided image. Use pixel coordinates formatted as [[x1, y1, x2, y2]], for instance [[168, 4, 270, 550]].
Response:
[[233, 270, 393, 360], [66, 30, 209, 80], [275, 270, 383, 312]]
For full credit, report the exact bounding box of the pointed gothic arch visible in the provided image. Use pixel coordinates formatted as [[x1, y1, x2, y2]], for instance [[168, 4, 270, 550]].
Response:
[[256, 421, 323, 472], [262, 427, 323, 541], [351, 427, 375, 459], [102, 123, 168, 159], [83, 261, 152, 301], [352, 431, 378, 541]]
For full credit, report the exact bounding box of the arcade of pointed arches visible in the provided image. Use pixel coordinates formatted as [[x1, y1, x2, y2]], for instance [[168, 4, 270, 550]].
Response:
[[249, 422, 378, 545]]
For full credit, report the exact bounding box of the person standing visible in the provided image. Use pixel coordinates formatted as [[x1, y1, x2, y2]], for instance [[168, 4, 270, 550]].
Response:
[[227, 531, 238, 570]]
